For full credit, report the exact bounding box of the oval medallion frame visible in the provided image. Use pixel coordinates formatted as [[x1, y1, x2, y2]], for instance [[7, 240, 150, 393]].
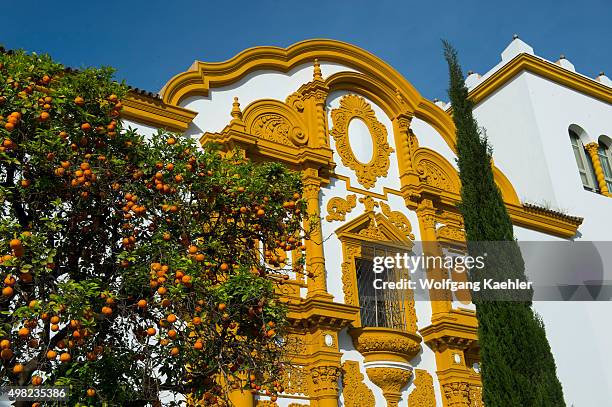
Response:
[[330, 94, 394, 189]]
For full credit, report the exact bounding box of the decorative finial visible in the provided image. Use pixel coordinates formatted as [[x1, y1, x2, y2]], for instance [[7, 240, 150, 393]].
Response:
[[313, 59, 323, 81], [513, 34, 519, 40], [231, 97, 242, 121], [467, 70, 474, 75], [559, 54, 566, 60], [599, 71, 605, 76], [433, 98, 440, 103]]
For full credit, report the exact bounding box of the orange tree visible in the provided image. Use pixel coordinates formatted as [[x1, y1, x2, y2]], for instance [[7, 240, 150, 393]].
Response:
[[0, 48, 306, 405]]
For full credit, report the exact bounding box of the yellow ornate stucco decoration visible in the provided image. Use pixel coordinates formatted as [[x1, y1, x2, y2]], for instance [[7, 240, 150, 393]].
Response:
[[336, 210, 414, 308], [242, 99, 309, 146], [366, 367, 412, 407], [408, 369, 437, 407], [379, 201, 415, 240], [349, 327, 421, 364], [341, 360, 376, 407], [585, 142, 611, 196], [278, 364, 308, 396], [326, 194, 357, 222], [330, 94, 394, 189], [442, 381, 483, 407], [309, 365, 341, 407]]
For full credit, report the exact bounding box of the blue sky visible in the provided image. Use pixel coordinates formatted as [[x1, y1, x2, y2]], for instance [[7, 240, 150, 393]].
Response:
[[1, 0, 610, 101]]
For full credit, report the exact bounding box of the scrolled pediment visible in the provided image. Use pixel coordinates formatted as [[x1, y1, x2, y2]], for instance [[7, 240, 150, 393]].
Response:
[[242, 99, 309, 146], [413, 147, 461, 195]]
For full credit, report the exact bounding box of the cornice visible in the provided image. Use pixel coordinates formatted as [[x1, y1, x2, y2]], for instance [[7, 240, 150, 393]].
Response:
[[286, 296, 360, 329], [122, 91, 197, 132], [160, 39, 423, 109], [466, 53, 612, 106], [507, 202, 582, 238]]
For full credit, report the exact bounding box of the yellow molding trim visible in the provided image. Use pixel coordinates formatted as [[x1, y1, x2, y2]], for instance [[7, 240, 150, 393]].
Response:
[[122, 91, 197, 132], [508, 203, 582, 238], [467, 53, 612, 106], [333, 174, 404, 200], [160, 39, 423, 109]]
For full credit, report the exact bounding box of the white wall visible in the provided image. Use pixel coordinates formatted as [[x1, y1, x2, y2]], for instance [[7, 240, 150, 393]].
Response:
[[476, 66, 612, 405]]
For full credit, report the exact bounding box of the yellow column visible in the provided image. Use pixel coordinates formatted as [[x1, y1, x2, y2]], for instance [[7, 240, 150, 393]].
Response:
[[585, 142, 610, 195], [309, 365, 341, 407], [416, 199, 452, 316], [303, 168, 332, 299], [228, 388, 254, 407]]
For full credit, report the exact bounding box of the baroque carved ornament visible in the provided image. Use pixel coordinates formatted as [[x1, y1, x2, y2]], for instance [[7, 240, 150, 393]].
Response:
[[326, 194, 357, 222], [408, 369, 436, 407], [341, 361, 376, 407], [250, 113, 307, 146], [330, 94, 394, 189]]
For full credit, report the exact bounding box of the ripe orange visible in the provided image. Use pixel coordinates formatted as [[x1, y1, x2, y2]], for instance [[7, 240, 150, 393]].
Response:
[[192, 316, 202, 325], [39, 112, 50, 121], [166, 314, 177, 323], [4, 275, 16, 286], [2, 286, 13, 297], [74, 96, 85, 106], [81, 123, 91, 132], [168, 329, 177, 339], [146, 327, 156, 336], [167, 137, 176, 145], [108, 94, 118, 103], [46, 350, 57, 360], [194, 341, 203, 350], [4, 122, 15, 131], [9, 239, 22, 250], [218, 303, 227, 312], [101, 306, 113, 316], [0, 339, 10, 349], [86, 388, 96, 397], [59, 352, 71, 363], [157, 287, 167, 295], [32, 376, 43, 386], [137, 299, 147, 308], [1, 348, 13, 360], [170, 347, 179, 356], [50, 315, 60, 324], [166, 163, 174, 171], [12, 363, 24, 374], [18, 327, 30, 338], [188, 245, 198, 254]]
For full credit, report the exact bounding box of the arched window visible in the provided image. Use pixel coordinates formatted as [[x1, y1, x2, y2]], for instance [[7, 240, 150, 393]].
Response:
[[569, 129, 598, 191], [597, 137, 612, 192]]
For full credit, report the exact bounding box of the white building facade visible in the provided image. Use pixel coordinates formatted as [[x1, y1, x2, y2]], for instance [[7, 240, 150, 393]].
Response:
[[122, 37, 612, 406]]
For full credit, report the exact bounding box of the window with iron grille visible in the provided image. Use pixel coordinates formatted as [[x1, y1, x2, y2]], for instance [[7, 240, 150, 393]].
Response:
[[355, 245, 411, 331]]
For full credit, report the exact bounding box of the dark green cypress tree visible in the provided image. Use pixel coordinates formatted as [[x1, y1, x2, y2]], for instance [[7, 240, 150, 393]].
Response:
[[442, 41, 565, 406]]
